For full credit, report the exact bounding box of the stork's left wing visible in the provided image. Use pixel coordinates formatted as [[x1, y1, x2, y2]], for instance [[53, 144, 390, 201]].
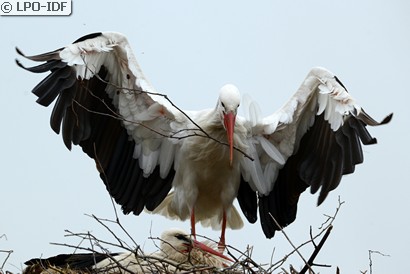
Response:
[[238, 67, 392, 238]]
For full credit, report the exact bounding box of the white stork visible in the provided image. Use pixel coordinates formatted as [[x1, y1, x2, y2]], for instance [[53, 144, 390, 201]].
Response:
[[23, 228, 232, 274], [16, 32, 392, 249], [94, 228, 232, 272]]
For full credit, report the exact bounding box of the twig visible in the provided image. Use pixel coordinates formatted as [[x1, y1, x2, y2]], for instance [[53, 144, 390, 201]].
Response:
[[79, 61, 254, 161], [87, 214, 129, 249], [91, 144, 139, 250], [318, 197, 345, 230], [268, 213, 314, 273], [56, 229, 133, 254], [35, 195, 346, 274], [0, 250, 13, 270], [299, 225, 333, 274], [191, 233, 267, 272], [368, 250, 390, 274], [269, 197, 345, 272]]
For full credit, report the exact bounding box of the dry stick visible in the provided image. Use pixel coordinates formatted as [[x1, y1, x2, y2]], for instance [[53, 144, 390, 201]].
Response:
[[179, 266, 216, 274], [268, 213, 314, 274], [50, 240, 136, 274], [51, 229, 122, 251], [108, 236, 221, 274], [148, 235, 206, 272], [193, 233, 265, 272], [49, 242, 103, 254], [92, 142, 121, 223], [91, 214, 139, 251], [72, 91, 180, 140], [92, 143, 139, 250], [58, 229, 132, 253], [82, 65, 254, 161], [94, 253, 137, 274], [299, 225, 333, 274], [368, 250, 390, 274], [318, 197, 345, 231], [0, 250, 13, 270], [269, 197, 345, 272], [150, 232, 258, 273], [88, 214, 128, 249], [145, 226, 192, 272], [78, 62, 210, 142], [84, 231, 99, 263], [73, 96, 211, 143], [61, 218, 214, 273]]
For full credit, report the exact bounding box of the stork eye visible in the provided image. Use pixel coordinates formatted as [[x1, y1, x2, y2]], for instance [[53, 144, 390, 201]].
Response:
[[221, 102, 225, 108], [175, 234, 189, 242]]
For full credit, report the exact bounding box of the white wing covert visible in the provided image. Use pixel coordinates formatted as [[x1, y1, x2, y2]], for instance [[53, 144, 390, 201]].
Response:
[[16, 32, 190, 215], [238, 67, 392, 238]]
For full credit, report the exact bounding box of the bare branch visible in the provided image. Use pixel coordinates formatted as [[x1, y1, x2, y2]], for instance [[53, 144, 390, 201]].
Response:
[[299, 225, 333, 274], [22, 193, 348, 274], [269, 197, 345, 272], [268, 213, 314, 273], [86, 214, 130, 250], [0, 250, 13, 270], [368, 249, 390, 274], [78, 60, 254, 161], [318, 196, 345, 231]]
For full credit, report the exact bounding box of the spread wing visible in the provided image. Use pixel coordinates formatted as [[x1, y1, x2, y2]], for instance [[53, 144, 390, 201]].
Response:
[[16, 32, 192, 215], [237, 67, 392, 238]]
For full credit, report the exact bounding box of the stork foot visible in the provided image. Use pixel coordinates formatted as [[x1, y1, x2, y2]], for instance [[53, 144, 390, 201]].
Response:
[[219, 210, 227, 252]]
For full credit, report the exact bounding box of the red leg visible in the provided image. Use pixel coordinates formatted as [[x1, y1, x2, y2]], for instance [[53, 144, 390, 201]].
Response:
[[218, 210, 227, 252], [190, 208, 196, 239]]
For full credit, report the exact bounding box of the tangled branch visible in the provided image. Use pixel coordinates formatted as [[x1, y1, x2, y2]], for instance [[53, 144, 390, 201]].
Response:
[[77, 59, 253, 161], [268, 197, 345, 273], [15, 197, 353, 274]]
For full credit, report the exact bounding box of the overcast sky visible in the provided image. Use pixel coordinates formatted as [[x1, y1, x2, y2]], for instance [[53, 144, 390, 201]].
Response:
[[1, 1, 409, 273]]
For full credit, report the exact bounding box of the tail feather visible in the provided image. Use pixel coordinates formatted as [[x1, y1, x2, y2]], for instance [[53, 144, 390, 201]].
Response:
[[151, 192, 244, 230], [149, 191, 188, 220], [200, 205, 244, 230]]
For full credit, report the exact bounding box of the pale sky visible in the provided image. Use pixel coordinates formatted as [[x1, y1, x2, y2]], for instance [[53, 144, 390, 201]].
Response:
[[1, 1, 409, 273]]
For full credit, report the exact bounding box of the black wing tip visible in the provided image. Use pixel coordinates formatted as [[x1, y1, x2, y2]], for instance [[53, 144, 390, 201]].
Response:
[[368, 137, 378, 145], [264, 229, 276, 239], [15, 48, 28, 68], [248, 215, 258, 224], [15, 58, 24, 69], [15, 46, 25, 57], [356, 109, 393, 127], [73, 32, 103, 43], [317, 192, 327, 206], [381, 113, 393, 125]]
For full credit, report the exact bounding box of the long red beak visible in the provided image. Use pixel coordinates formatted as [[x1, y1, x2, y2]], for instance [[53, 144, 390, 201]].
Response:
[[223, 112, 236, 166], [192, 239, 234, 262]]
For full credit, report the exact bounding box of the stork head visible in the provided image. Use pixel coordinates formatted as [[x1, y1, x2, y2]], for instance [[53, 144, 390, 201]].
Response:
[[218, 84, 240, 166], [160, 228, 233, 263]]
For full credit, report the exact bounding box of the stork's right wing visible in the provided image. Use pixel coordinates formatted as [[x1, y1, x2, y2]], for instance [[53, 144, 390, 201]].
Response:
[[17, 32, 195, 216]]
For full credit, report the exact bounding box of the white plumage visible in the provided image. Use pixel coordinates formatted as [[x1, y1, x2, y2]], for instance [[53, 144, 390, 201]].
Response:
[[17, 32, 392, 246], [94, 228, 232, 273], [23, 228, 232, 274]]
